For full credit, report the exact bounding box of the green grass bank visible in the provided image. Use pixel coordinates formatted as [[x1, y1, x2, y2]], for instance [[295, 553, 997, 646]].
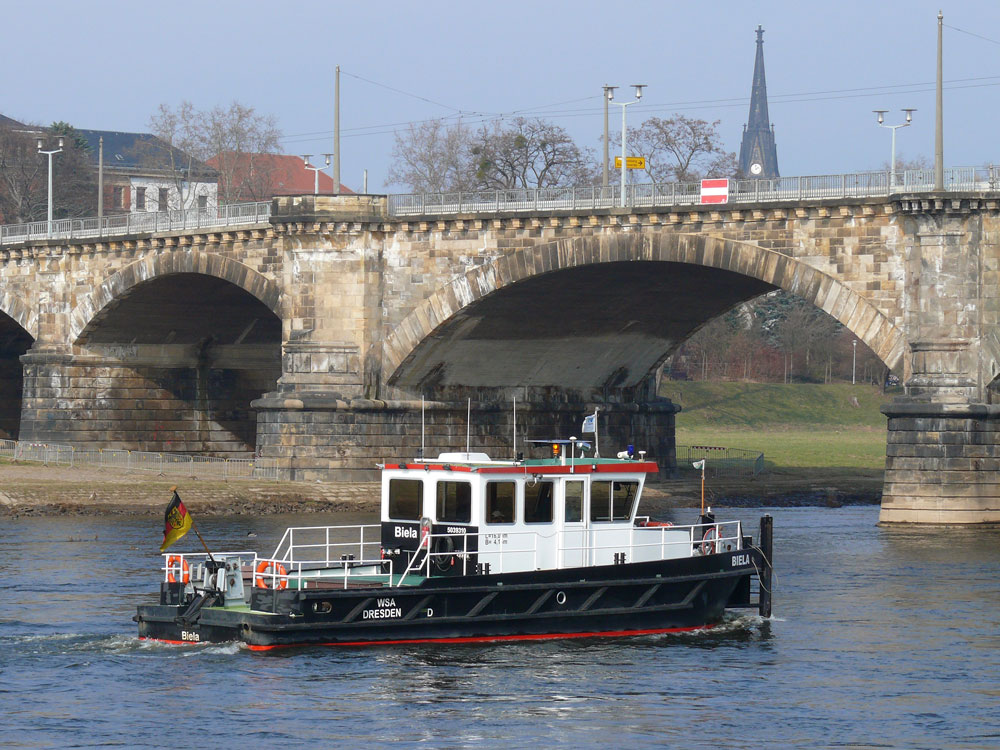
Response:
[[662, 382, 891, 470]]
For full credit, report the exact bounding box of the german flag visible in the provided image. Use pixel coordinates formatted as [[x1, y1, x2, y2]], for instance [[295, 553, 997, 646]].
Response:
[[160, 487, 193, 552]]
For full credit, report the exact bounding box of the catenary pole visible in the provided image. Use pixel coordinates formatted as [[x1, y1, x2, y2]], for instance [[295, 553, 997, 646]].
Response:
[[934, 10, 944, 191], [334, 65, 341, 194]]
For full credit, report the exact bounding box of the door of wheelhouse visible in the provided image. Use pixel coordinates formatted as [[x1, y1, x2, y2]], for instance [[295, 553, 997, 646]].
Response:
[[558, 479, 588, 568]]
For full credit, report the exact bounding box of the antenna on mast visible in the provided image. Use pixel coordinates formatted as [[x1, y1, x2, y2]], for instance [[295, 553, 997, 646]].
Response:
[[466, 397, 471, 458], [419, 396, 425, 460], [512, 395, 517, 460]]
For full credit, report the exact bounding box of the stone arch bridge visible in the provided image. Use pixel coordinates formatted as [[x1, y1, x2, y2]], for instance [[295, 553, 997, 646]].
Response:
[[3, 192, 1000, 524]]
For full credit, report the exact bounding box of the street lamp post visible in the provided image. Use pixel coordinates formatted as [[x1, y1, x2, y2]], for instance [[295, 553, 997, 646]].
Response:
[[602, 85, 616, 193], [852, 340, 858, 385], [37, 135, 64, 236], [608, 84, 645, 207], [873, 109, 916, 190], [301, 153, 333, 195]]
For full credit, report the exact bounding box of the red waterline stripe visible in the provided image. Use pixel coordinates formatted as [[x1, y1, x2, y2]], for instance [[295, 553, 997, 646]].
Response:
[[138, 637, 197, 646], [245, 624, 713, 651]]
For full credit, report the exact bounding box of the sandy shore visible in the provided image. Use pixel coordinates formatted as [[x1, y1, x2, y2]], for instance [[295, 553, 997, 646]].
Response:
[[0, 460, 882, 517]]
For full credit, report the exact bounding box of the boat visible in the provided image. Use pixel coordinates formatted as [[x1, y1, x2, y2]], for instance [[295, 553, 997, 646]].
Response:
[[135, 440, 774, 650]]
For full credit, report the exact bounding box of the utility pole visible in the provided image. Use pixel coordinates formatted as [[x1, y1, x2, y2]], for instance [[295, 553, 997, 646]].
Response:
[[935, 10, 944, 191], [334, 65, 341, 195], [98, 136, 104, 221]]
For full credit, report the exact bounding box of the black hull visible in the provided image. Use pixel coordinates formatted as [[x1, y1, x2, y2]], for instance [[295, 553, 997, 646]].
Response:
[[136, 550, 763, 650]]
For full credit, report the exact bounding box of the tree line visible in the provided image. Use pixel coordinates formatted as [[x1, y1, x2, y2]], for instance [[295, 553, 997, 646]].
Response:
[[664, 290, 892, 388], [385, 114, 735, 193]]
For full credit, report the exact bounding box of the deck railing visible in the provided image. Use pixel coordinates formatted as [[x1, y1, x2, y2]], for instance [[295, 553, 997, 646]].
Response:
[[0, 201, 271, 246], [0, 438, 280, 481], [386, 166, 1000, 217], [4, 167, 1000, 247]]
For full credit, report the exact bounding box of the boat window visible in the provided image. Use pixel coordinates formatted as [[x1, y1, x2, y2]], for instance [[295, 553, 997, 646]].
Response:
[[590, 481, 639, 522], [611, 481, 639, 520], [388, 479, 423, 520], [564, 481, 584, 523], [590, 481, 611, 521], [436, 481, 472, 523], [486, 481, 516, 525], [525, 480, 554, 524]]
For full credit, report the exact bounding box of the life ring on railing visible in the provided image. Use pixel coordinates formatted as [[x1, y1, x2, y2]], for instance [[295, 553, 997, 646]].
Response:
[[638, 520, 673, 528], [166, 555, 190, 584], [431, 535, 456, 572], [700, 527, 719, 556], [255, 560, 288, 590]]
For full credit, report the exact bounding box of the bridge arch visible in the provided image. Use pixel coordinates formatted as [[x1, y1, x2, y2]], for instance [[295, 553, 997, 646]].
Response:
[[68, 249, 281, 343], [0, 289, 37, 339], [383, 232, 906, 388]]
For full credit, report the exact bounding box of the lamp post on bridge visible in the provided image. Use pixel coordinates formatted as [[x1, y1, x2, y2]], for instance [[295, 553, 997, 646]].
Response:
[[301, 154, 333, 195], [873, 108, 916, 191], [608, 84, 645, 208], [37, 135, 64, 237]]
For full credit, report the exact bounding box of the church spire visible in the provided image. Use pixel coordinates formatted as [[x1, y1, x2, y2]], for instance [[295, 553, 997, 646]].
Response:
[[739, 25, 780, 179]]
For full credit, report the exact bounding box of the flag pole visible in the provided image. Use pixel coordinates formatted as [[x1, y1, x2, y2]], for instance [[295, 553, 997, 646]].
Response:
[[170, 485, 215, 563], [594, 408, 600, 457], [700, 460, 705, 515]]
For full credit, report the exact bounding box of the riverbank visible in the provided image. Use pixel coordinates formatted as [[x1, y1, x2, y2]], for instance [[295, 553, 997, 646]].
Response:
[[0, 460, 881, 516]]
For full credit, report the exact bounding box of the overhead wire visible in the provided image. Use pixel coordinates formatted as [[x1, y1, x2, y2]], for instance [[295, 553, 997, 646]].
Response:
[[279, 65, 1000, 148]]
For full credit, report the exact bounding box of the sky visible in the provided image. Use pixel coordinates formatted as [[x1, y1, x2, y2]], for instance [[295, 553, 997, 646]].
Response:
[[4, 0, 1000, 194]]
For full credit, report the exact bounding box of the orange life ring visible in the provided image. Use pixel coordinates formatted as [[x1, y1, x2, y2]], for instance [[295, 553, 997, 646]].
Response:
[[639, 520, 673, 528], [255, 560, 288, 590], [166, 555, 190, 584]]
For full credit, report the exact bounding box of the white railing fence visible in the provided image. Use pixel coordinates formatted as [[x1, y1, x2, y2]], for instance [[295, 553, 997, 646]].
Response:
[[0, 438, 280, 481], [386, 166, 1000, 217], [0, 201, 271, 246], [4, 168, 1000, 246]]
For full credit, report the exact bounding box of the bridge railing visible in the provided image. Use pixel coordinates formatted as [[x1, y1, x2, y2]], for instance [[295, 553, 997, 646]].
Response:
[[0, 201, 271, 246], [386, 166, 1000, 217]]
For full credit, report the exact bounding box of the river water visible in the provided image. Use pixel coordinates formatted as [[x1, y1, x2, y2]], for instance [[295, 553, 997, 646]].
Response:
[[1, 506, 998, 749]]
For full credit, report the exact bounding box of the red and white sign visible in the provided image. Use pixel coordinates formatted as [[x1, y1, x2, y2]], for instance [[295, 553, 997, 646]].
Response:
[[700, 179, 729, 205]]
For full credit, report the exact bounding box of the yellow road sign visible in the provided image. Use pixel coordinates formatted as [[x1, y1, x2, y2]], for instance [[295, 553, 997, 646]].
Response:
[[615, 156, 646, 169]]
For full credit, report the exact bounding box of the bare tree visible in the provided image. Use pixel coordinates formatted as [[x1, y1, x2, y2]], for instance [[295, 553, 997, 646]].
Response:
[[199, 103, 282, 202], [387, 116, 596, 192], [0, 124, 44, 223], [386, 119, 476, 193], [0, 121, 96, 222], [48, 122, 99, 218], [471, 117, 597, 189], [628, 115, 736, 183], [148, 101, 282, 205]]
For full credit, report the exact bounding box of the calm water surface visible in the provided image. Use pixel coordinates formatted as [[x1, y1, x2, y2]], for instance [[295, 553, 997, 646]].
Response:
[[1, 506, 998, 749]]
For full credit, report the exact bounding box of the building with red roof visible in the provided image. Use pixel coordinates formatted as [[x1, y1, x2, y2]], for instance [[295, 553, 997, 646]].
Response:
[[206, 153, 353, 203]]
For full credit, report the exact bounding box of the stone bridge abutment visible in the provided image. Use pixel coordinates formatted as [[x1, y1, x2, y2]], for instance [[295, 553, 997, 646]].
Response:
[[4, 192, 1000, 522]]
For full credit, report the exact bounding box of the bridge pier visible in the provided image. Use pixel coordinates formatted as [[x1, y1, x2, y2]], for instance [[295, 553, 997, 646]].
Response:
[[879, 203, 1000, 524], [18, 347, 276, 455], [881, 401, 1000, 524], [251, 392, 680, 482]]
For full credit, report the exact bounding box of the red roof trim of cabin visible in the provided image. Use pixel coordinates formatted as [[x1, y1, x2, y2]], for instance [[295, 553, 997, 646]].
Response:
[[383, 462, 658, 475]]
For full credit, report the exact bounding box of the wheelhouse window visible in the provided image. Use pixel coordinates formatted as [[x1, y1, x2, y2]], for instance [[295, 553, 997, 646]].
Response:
[[564, 481, 584, 523], [590, 481, 639, 522], [436, 481, 472, 523], [486, 481, 516, 525], [388, 479, 422, 520], [524, 480, 554, 524]]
